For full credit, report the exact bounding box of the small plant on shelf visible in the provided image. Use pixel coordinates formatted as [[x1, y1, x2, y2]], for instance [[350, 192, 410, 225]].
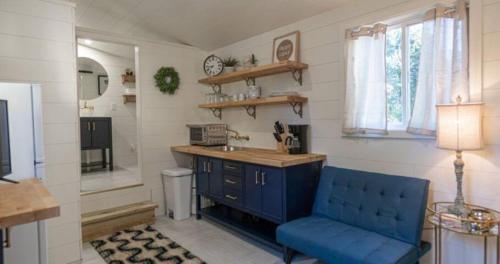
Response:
[[243, 54, 258, 69], [250, 54, 258, 66], [222, 56, 240, 72], [125, 68, 134, 76]]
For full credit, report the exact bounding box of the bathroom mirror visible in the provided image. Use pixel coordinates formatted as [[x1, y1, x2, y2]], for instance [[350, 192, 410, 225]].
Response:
[[78, 57, 109, 100], [77, 38, 142, 194]]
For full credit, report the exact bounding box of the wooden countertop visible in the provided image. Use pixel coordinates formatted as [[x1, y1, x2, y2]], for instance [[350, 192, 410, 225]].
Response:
[[172, 145, 326, 167], [0, 179, 60, 228]]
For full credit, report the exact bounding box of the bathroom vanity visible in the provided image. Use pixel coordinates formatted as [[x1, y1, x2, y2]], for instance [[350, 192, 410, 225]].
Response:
[[172, 145, 325, 250], [80, 117, 113, 170]]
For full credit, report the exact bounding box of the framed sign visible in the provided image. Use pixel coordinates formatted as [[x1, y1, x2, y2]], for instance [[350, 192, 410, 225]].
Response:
[[272, 31, 300, 63]]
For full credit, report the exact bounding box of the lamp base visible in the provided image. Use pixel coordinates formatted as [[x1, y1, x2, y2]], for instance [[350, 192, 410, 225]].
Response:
[[448, 150, 469, 217], [447, 203, 470, 217]]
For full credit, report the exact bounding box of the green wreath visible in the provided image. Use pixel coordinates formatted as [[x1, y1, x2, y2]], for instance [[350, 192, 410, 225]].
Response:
[[154, 67, 180, 94]]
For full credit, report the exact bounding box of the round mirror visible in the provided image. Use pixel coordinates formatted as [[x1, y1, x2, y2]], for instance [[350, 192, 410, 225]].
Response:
[[77, 57, 109, 100]]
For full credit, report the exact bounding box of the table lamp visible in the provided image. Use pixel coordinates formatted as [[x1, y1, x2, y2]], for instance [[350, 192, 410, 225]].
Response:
[[436, 96, 483, 216]]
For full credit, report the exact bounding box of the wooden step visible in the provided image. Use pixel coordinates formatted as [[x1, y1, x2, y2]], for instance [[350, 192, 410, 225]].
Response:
[[81, 201, 158, 242]]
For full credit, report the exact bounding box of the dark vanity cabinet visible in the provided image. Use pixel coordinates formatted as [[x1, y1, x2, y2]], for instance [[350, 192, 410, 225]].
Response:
[[80, 117, 113, 170], [194, 155, 322, 250]]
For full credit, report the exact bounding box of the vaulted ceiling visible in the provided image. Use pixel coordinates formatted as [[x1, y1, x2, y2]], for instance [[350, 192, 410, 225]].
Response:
[[69, 0, 350, 50]]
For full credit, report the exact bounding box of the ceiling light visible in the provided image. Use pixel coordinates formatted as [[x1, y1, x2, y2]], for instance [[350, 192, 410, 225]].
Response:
[[83, 39, 93, 45]]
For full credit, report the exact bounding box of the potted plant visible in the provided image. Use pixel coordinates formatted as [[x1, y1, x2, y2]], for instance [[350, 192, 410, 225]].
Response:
[[243, 54, 258, 69], [223, 56, 240, 73]]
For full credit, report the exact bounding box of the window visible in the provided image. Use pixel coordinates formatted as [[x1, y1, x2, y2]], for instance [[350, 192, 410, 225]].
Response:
[[385, 21, 423, 130], [343, 1, 469, 138]]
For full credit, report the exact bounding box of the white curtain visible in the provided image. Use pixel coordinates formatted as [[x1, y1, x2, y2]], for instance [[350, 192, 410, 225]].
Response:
[[407, 0, 469, 135], [343, 24, 388, 134]]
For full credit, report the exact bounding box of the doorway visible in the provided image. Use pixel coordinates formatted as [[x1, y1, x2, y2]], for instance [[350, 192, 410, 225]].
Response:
[[76, 38, 142, 193]]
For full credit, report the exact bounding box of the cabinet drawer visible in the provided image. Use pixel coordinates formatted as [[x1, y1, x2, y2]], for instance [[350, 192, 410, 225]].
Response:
[[223, 189, 243, 206], [223, 174, 242, 191], [223, 161, 243, 176]]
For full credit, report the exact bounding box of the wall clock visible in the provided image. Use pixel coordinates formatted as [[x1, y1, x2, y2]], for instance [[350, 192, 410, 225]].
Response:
[[203, 55, 224, 76]]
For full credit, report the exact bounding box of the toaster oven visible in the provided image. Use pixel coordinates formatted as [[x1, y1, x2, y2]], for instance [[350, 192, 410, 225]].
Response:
[[187, 124, 227, 146]]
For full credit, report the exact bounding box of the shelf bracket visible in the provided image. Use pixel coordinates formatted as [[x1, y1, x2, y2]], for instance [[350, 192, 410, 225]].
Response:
[[210, 84, 222, 94], [210, 108, 222, 119], [244, 77, 256, 87], [289, 102, 303, 118], [291, 69, 303, 86], [243, 105, 256, 119]]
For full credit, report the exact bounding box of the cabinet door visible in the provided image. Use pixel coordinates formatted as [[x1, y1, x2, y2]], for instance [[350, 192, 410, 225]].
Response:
[[244, 164, 262, 213], [196, 156, 209, 194], [208, 158, 223, 198], [260, 166, 283, 221], [80, 119, 92, 149], [92, 119, 110, 148]]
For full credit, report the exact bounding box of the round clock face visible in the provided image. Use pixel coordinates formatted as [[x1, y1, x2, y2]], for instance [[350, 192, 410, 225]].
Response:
[[204, 55, 224, 76]]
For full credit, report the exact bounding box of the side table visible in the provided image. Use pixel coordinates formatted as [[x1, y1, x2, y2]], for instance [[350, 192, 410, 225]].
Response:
[[427, 202, 500, 264]]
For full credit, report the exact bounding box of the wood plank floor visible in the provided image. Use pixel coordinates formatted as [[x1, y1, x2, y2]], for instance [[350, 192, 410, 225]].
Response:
[[81, 216, 320, 264]]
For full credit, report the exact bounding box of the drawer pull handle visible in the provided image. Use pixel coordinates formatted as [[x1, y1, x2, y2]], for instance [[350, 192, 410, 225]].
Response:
[[225, 194, 238, 200], [255, 170, 260, 184], [87, 122, 91, 131], [261, 172, 266, 186], [92, 121, 96, 131], [207, 161, 212, 173], [225, 165, 238, 170], [203, 161, 207, 172], [225, 179, 237, 184]]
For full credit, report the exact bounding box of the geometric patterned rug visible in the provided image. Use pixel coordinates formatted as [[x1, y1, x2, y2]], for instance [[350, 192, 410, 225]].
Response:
[[90, 225, 206, 264]]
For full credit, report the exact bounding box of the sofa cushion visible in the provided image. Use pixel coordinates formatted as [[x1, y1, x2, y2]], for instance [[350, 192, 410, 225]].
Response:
[[312, 167, 429, 247], [276, 216, 419, 264]]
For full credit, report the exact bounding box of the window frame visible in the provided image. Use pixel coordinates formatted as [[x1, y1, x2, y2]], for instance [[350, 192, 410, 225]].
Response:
[[342, 14, 435, 140], [342, 2, 478, 141], [386, 17, 424, 131]]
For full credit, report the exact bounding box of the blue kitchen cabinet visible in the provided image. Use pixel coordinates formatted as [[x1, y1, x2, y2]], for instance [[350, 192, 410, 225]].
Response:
[[196, 156, 209, 194], [208, 158, 223, 198], [244, 165, 283, 222], [244, 164, 262, 214], [196, 157, 223, 198], [260, 166, 283, 222], [194, 155, 322, 251]]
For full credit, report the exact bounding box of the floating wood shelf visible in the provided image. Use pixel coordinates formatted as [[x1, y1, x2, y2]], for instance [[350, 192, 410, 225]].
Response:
[[121, 74, 136, 84], [198, 61, 308, 90], [199, 95, 307, 119], [123, 94, 136, 104]]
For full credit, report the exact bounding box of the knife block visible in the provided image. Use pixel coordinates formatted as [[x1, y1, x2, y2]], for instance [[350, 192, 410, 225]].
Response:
[[276, 134, 289, 154]]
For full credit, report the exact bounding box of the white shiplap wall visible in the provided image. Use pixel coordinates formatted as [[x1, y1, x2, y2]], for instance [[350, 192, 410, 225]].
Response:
[[208, 0, 500, 263], [0, 1, 206, 262], [0, 0, 81, 263], [78, 30, 207, 216]]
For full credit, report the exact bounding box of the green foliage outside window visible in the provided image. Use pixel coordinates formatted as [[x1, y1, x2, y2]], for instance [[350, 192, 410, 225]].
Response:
[[385, 23, 422, 127]]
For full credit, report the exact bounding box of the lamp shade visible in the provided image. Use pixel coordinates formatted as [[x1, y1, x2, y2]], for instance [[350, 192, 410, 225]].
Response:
[[436, 102, 483, 151]]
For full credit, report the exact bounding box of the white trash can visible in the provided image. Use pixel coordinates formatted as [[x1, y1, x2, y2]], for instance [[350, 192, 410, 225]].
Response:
[[161, 168, 193, 221]]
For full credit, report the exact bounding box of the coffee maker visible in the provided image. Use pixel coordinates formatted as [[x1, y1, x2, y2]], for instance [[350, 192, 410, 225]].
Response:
[[286, 125, 308, 154]]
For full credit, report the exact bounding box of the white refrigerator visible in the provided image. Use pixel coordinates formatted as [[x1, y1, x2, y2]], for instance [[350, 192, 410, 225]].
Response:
[[0, 83, 47, 264]]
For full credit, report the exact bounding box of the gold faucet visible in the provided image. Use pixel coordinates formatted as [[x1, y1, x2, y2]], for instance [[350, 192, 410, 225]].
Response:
[[80, 101, 94, 111], [227, 128, 250, 141]]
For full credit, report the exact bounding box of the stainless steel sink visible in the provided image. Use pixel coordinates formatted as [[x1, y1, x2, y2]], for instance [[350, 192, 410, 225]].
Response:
[[206, 145, 245, 152]]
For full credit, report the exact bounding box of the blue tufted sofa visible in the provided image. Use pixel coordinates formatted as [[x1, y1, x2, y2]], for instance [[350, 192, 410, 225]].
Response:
[[276, 166, 431, 264]]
